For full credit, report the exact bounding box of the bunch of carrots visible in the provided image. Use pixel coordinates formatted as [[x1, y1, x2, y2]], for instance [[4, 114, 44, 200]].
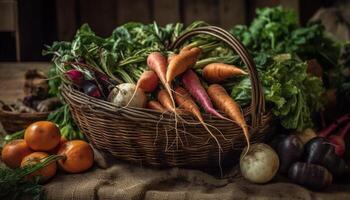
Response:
[[131, 45, 250, 153], [1, 121, 94, 183]]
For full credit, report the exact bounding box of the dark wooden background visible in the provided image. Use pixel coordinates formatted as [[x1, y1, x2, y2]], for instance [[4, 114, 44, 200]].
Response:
[[0, 0, 334, 61]]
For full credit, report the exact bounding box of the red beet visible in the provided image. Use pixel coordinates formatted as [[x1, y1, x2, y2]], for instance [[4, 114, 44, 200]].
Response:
[[65, 70, 84, 86], [328, 123, 350, 157], [318, 113, 350, 137]]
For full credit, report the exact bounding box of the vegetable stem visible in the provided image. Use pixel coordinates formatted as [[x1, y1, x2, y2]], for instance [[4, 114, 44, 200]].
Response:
[[19, 155, 66, 178]]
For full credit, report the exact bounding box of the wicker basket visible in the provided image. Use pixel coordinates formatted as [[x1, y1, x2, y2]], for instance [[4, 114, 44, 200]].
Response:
[[61, 26, 273, 168], [0, 109, 49, 133]]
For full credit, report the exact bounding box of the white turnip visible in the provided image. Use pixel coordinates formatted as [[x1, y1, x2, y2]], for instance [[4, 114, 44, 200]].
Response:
[[108, 83, 146, 108], [240, 143, 279, 184]]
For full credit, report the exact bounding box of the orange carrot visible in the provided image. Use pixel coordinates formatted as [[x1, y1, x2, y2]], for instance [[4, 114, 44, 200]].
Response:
[[203, 63, 247, 83], [174, 87, 202, 119], [179, 45, 193, 53], [148, 52, 183, 143], [167, 53, 177, 63], [207, 84, 250, 156], [147, 52, 180, 115], [124, 70, 159, 107], [147, 52, 176, 108], [157, 89, 175, 112], [166, 47, 201, 83], [137, 70, 159, 93], [174, 87, 222, 150], [147, 52, 169, 90], [147, 100, 166, 112]]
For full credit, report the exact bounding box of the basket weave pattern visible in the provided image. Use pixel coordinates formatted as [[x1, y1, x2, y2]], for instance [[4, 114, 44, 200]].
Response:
[[61, 26, 273, 167], [0, 110, 49, 133]]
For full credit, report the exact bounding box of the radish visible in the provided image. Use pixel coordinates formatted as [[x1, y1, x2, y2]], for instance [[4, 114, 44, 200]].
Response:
[[182, 69, 226, 120], [328, 123, 350, 157]]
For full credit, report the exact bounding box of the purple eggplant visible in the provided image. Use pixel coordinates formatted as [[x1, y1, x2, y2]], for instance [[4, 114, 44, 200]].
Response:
[[275, 135, 304, 174], [288, 162, 332, 190], [82, 80, 102, 99], [304, 137, 350, 178]]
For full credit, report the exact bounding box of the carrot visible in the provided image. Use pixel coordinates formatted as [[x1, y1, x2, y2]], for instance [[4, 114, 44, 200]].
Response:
[[157, 89, 176, 112], [166, 47, 201, 83], [174, 87, 222, 151], [147, 52, 181, 134], [207, 84, 250, 156], [137, 70, 159, 93], [179, 45, 193, 53], [124, 70, 159, 107], [147, 52, 170, 90], [203, 63, 247, 83], [147, 52, 176, 108], [147, 100, 166, 112], [182, 69, 227, 120], [167, 53, 177, 63]]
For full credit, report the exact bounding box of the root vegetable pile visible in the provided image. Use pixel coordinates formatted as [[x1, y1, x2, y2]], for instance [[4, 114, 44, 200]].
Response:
[[27, 5, 350, 192]]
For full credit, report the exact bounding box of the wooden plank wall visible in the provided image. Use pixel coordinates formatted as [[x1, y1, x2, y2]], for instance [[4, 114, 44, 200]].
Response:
[[55, 0, 249, 41], [5, 0, 313, 61]]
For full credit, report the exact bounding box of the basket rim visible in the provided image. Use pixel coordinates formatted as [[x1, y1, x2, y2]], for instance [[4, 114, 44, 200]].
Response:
[[61, 83, 272, 120], [167, 26, 265, 130], [0, 109, 50, 117]]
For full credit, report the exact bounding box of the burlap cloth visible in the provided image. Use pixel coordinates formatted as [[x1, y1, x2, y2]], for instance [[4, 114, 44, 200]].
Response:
[[44, 149, 350, 200]]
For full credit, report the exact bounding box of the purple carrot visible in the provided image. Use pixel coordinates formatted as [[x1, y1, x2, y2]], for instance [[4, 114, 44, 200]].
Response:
[[182, 69, 226, 120], [318, 113, 350, 137], [328, 122, 350, 157]]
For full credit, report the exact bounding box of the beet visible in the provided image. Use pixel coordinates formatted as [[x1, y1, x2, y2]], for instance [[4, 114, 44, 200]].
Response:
[[328, 123, 350, 157], [65, 70, 84, 86], [318, 113, 350, 137]]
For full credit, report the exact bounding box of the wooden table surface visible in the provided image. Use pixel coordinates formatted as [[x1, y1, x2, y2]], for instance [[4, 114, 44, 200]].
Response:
[[0, 62, 50, 103]]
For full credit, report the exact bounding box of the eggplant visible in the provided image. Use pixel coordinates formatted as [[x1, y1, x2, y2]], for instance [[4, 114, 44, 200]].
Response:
[[275, 135, 304, 174], [288, 162, 332, 190], [82, 80, 102, 99], [304, 137, 350, 178], [304, 137, 333, 164]]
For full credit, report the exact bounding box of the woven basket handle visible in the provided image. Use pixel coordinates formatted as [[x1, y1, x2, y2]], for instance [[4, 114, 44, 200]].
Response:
[[168, 26, 265, 130]]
